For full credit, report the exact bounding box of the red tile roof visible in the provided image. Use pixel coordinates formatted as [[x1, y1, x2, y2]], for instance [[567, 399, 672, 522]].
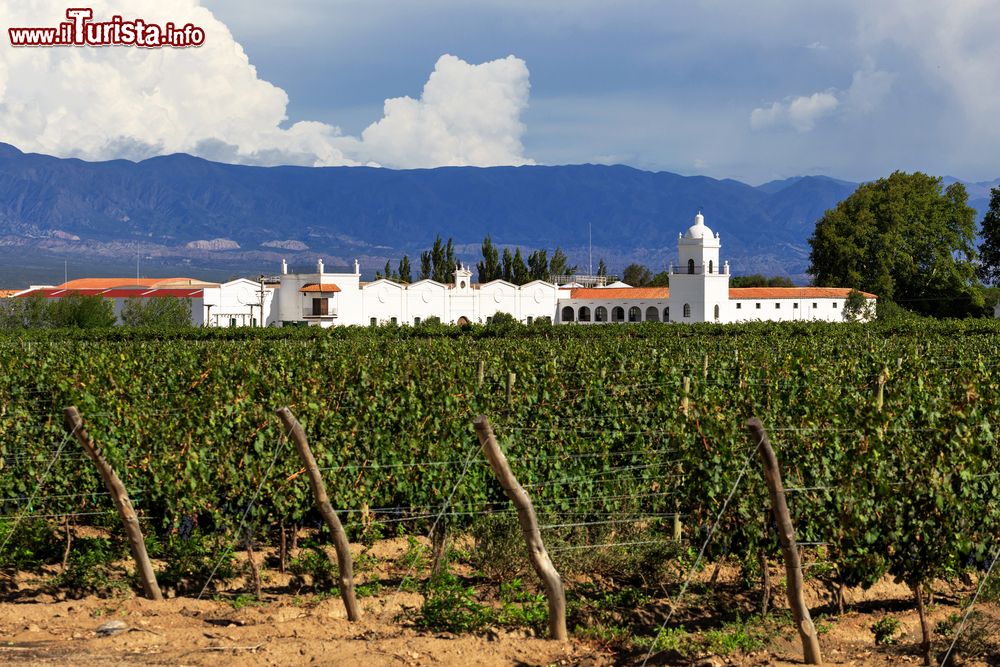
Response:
[[729, 287, 876, 299], [0, 290, 19, 298], [58, 277, 212, 289], [569, 287, 670, 299], [300, 283, 341, 293], [17, 287, 202, 299]]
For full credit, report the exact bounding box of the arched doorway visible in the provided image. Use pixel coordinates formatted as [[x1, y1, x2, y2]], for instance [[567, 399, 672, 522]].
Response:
[[595, 306, 608, 322], [456, 316, 470, 326], [628, 306, 641, 322], [687, 259, 695, 274], [561, 306, 574, 322], [645, 306, 659, 322], [683, 303, 691, 318], [714, 304, 720, 320], [578, 306, 591, 322], [611, 306, 625, 323]]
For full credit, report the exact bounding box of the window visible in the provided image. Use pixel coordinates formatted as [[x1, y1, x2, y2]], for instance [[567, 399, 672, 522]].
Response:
[[645, 306, 659, 322], [687, 259, 695, 274], [736, 302, 742, 310], [755, 302, 761, 309], [251, 317, 257, 327], [612, 306, 625, 322], [793, 303, 798, 309], [663, 307, 669, 321], [561, 306, 574, 322], [813, 302, 818, 309], [414, 317, 421, 326], [460, 280, 466, 289], [714, 304, 720, 320], [312, 297, 328, 316], [683, 303, 691, 318], [832, 302, 838, 308], [628, 306, 641, 322], [370, 317, 377, 326], [229, 317, 236, 327], [391, 317, 397, 325], [578, 306, 591, 322], [526, 317, 533, 325], [595, 306, 607, 322], [775, 303, 780, 309], [708, 260, 713, 274]]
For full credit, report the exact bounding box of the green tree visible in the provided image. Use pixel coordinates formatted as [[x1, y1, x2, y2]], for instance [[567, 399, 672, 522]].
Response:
[[622, 263, 652, 286], [977, 187, 1000, 285], [527, 249, 548, 281], [649, 271, 670, 287], [398, 255, 412, 283], [47, 294, 116, 328], [730, 274, 795, 288], [476, 236, 502, 283], [511, 248, 530, 285], [120, 297, 193, 327], [596, 259, 607, 277], [0, 295, 50, 328], [419, 250, 432, 281], [808, 171, 983, 317], [549, 248, 576, 278], [501, 248, 513, 283]]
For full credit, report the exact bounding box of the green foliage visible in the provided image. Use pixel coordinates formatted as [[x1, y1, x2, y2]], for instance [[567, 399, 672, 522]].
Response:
[[871, 615, 902, 645], [158, 531, 236, 594], [0, 519, 63, 570], [47, 294, 117, 328], [978, 187, 1000, 286], [730, 274, 795, 288], [622, 263, 653, 286], [477, 236, 502, 283], [120, 297, 192, 327], [842, 289, 874, 322], [471, 514, 528, 582], [55, 536, 128, 597], [416, 570, 492, 633], [288, 543, 338, 591], [808, 171, 984, 317]]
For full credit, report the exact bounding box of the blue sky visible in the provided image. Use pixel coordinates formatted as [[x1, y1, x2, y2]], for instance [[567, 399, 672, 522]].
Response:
[[2, 1, 998, 184]]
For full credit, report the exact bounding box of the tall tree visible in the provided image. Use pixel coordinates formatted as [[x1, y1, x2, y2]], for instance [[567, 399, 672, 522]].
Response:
[[527, 249, 549, 281], [597, 259, 608, 277], [477, 236, 502, 283], [419, 251, 431, 281], [622, 263, 653, 287], [512, 248, 530, 285], [444, 238, 456, 284], [978, 187, 1000, 286], [398, 255, 412, 284], [549, 248, 576, 278], [808, 171, 983, 317], [430, 236, 447, 283], [501, 248, 514, 283]]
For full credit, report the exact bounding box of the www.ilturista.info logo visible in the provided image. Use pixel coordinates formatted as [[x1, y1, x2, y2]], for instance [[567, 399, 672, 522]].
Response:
[[9, 8, 205, 48]]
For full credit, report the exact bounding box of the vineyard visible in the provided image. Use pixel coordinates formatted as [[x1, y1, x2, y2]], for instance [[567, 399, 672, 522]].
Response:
[[1, 320, 999, 665]]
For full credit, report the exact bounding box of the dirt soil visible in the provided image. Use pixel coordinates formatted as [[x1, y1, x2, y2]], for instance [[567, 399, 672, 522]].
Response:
[[0, 538, 997, 666]]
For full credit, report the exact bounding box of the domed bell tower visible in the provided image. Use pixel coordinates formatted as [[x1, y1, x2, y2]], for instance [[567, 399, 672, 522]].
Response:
[[668, 212, 729, 322]]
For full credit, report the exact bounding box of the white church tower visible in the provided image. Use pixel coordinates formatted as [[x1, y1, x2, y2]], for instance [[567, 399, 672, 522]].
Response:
[[667, 212, 729, 322]]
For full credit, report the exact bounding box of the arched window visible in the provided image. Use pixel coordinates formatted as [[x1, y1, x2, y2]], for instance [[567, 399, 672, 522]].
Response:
[[645, 306, 659, 322], [595, 306, 608, 322], [561, 306, 574, 322], [628, 306, 641, 322], [687, 259, 695, 274], [708, 260, 714, 274], [714, 304, 720, 320], [578, 306, 591, 322], [683, 303, 691, 318], [612, 306, 625, 322], [664, 307, 669, 322]]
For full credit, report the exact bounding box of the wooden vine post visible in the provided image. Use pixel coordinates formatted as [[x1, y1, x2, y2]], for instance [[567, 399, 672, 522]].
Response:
[[63, 406, 162, 601], [746, 417, 822, 665], [277, 407, 360, 621], [473, 415, 567, 641]]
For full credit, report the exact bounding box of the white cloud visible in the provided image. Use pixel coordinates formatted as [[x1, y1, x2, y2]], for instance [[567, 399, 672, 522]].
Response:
[[0, 1, 532, 168], [751, 91, 838, 132], [359, 54, 532, 168], [750, 64, 892, 132]]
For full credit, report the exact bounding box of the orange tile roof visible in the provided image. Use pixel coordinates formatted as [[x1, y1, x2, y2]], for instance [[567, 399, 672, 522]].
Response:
[[569, 287, 669, 300], [300, 283, 341, 293], [0, 290, 19, 298], [58, 277, 214, 289], [729, 287, 877, 299]]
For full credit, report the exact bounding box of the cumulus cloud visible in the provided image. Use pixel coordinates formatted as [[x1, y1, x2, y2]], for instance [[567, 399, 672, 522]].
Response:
[[751, 92, 838, 132], [750, 64, 893, 132], [0, 1, 532, 168]]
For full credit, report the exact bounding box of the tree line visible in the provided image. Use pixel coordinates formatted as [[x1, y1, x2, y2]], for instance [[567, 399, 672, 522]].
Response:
[[0, 294, 192, 328]]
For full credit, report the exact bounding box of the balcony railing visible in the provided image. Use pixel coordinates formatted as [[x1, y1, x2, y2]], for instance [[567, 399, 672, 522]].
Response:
[[303, 307, 337, 319]]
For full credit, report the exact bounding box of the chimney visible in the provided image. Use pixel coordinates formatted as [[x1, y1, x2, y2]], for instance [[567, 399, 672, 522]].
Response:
[[317, 258, 324, 274], [281, 258, 288, 275], [354, 259, 360, 275]]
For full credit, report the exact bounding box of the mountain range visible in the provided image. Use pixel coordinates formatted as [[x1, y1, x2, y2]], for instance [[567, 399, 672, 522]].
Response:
[[0, 142, 994, 286]]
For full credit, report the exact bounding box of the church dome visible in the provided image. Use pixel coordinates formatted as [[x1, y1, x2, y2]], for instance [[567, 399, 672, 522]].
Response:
[[684, 212, 713, 239]]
